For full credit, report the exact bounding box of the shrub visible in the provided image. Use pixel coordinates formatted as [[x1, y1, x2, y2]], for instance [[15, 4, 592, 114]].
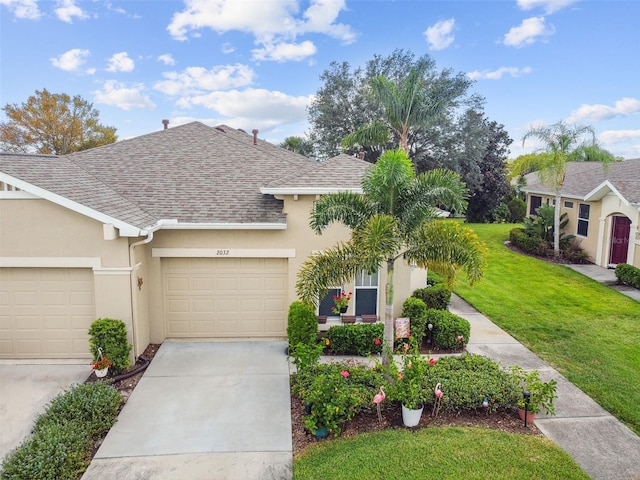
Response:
[[385, 341, 430, 410], [301, 363, 386, 436], [401, 297, 428, 346], [34, 382, 123, 439], [491, 202, 511, 223], [286, 301, 318, 350], [412, 285, 451, 310], [615, 263, 640, 289], [1, 422, 89, 480], [509, 227, 547, 256], [422, 355, 520, 413], [508, 197, 526, 223], [425, 309, 470, 350], [88, 318, 131, 374], [326, 323, 384, 356]]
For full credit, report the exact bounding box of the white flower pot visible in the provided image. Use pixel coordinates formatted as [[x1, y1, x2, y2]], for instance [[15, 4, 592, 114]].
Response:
[[401, 403, 424, 427], [95, 367, 108, 378]]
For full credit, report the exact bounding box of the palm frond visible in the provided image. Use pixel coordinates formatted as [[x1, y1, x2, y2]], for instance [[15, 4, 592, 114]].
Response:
[[310, 192, 373, 233], [351, 215, 403, 271], [409, 169, 468, 213], [341, 119, 390, 148]]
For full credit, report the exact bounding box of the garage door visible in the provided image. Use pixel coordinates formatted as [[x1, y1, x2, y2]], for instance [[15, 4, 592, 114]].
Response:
[[0, 268, 95, 358], [163, 257, 288, 337]]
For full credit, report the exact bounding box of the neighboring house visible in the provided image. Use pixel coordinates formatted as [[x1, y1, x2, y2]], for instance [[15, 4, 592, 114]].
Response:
[[0, 122, 427, 360], [522, 158, 640, 269]]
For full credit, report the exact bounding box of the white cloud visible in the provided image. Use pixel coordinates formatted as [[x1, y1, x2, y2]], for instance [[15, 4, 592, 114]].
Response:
[[93, 81, 155, 110], [0, 0, 40, 19], [252, 40, 317, 62], [598, 129, 640, 145], [567, 97, 640, 123], [158, 54, 175, 66], [467, 66, 532, 80], [55, 0, 88, 23], [222, 43, 235, 54], [177, 88, 311, 126], [154, 64, 255, 96], [424, 18, 455, 51], [166, 0, 355, 61], [50, 48, 90, 72], [517, 0, 578, 14], [504, 16, 554, 47], [106, 52, 135, 72]]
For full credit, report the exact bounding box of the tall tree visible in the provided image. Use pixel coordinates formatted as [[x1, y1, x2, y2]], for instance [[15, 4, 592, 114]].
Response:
[[509, 121, 615, 254], [1, 89, 117, 154], [279, 136, 314, 158], [296, 149, 486, 365], [342, 59, 471, 155]]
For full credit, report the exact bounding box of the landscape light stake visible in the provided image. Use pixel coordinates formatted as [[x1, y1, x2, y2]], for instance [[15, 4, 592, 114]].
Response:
[[523, 390, 531, 427]]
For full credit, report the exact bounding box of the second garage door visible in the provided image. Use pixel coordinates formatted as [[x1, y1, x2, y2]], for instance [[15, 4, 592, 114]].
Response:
[[163, 257, 288, 338]]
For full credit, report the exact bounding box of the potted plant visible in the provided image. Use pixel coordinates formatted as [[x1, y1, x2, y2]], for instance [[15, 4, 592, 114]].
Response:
[[510, 365, 557, 422], [92, 355, 112, 378], [331, 291, 352, 315], [387, 342, 429, 427]]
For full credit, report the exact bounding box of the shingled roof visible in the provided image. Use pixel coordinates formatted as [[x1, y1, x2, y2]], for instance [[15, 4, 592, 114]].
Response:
[[523, 158, 640, 205], [0, 122, 370, 234]]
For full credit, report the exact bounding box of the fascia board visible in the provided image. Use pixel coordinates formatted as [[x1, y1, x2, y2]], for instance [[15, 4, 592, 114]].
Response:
[[151, 222, 287, 230], [260, 187, 363, 195], [585, 180, 629, 206]]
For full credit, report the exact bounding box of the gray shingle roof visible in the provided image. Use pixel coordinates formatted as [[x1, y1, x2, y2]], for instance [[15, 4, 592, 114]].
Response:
[[0, 122, 368, 230], [523, 158, 640, 205]]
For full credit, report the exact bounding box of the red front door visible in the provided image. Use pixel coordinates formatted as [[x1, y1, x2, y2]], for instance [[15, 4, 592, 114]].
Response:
[[609, 216, 631, 265]]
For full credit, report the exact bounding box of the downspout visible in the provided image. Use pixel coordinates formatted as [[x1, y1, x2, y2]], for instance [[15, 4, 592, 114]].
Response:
[[129, 231, 154, 358]]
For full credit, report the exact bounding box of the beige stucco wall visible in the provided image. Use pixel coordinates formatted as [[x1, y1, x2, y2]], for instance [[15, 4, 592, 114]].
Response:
[[0, 198, 136, 355]]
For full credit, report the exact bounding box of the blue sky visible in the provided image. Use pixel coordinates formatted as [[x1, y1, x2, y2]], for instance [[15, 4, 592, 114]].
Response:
[[1, 0, 639, 159]]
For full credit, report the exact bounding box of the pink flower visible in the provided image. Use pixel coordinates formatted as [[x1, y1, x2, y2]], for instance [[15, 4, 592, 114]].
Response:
[[340, 370, 350, 378], [428, 357, 436, 365], [456, 336, 464, 342], [374, 338, 381, 345]]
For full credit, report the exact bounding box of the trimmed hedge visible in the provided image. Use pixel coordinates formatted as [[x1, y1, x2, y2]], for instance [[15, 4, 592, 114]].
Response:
[[425, 309, 470, 350], [615, 263, 640, 289], [287, 301, 318, 350], [1, 382, 123, 480], [401, 297, 428, 346], [326, 323, 384, 356], [412, 285, 451, 310], [88, 318, 131, 374], [509, 227, 547, 256]]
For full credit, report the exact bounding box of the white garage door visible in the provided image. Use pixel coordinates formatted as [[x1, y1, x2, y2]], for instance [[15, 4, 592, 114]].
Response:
[[0, 268, 95, 358], [163, 257, 288, 338]]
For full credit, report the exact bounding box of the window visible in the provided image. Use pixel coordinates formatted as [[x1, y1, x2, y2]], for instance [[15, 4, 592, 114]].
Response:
[[564, 201, 574, 208], [529, 195, 542, 215], [318, 288, 342, 316], [577, 203, 590, 236], [355, 270, 378, 316]]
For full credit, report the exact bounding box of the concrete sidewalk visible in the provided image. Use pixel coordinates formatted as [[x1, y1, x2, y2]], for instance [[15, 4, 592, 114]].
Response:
[[450, 294, 640, 480], [82, 341, 292, 480], [566, 264, 640, 302]]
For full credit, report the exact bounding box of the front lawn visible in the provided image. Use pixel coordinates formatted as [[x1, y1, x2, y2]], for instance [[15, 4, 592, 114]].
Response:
[[454, 223, 640, 435], [294, 427, 589, 480]]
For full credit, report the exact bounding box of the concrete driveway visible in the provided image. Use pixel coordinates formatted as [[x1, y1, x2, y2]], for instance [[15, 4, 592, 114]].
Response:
[[0, 361, 90, 460], [82, 340, 292, 480]]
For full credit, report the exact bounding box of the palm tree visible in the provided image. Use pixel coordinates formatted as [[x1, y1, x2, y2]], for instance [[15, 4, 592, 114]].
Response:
[[510, 121, 615, 255], [296, 149, 487, 365], [341, 64, 458, 154]]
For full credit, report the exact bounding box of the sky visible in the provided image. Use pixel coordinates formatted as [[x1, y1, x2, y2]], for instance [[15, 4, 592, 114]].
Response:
[[1, 0, 639, 159]]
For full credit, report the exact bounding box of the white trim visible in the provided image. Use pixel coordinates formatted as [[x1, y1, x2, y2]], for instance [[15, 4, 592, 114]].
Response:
[[93, 267, 132, 275], [152, 248, 296, 258], [0, 173, 143, 237], [0, 257, 101, 268], [151, 222, 286, 230], [260, 187, 363, 195], [0, 191, 38, 199], [585, 180, 630, 205]]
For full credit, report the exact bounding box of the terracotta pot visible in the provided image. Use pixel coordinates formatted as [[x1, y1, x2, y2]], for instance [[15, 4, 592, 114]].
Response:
[[341, 315, 356, 323], [317, 315, 327, 324], [517, 408, 536, 424]]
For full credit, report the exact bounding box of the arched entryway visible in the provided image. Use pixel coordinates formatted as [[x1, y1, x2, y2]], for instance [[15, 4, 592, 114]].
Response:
[[609, 216, 631, 265]]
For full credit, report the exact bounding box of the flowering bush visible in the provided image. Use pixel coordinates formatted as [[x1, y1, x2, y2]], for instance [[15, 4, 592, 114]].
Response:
[[385, 341, 430, 410], [325, 323, 383, 356], [92, 356, 111, 371], [331, 291, 352, 314]]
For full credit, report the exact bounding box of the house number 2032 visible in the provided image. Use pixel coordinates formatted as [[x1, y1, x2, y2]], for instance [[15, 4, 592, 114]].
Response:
[[216, 250, 230, 256]]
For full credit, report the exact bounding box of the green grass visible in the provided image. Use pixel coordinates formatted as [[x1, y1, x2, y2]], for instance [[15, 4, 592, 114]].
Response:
[[293, 427, 589, 480], [455, 223, 640, 435]]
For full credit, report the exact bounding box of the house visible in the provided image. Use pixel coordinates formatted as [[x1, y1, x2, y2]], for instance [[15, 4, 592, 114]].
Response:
[[522, 158, 640, 268], [0, 122, 427, 360]]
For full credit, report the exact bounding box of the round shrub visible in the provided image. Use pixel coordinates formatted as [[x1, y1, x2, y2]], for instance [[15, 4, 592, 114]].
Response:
[[401, 297, 427, 346], [34, 382, 123, 439], [509, 228, 547, 256], [412, 285, 451, 310], [426, 309, 470, 350], [508, 197, 526, 223], [287, 301, 318, 350], [423, 354, 519, 413], [88, 318, 131, 374], [326, 323, 384, 356]]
